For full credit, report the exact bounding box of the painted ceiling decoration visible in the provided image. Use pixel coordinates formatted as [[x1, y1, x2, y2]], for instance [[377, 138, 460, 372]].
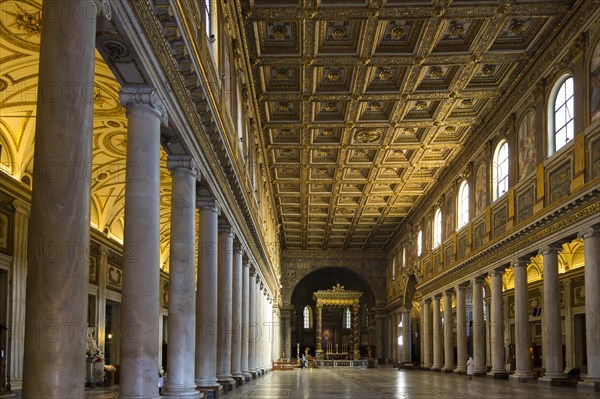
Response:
[[239, 0, 571, 251]]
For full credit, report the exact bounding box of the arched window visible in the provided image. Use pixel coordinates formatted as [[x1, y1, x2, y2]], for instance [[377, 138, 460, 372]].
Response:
[[457, 180, 469, 229], [492, 140, 509, 201], [303, 306, 312, 329], [433, 208, 442, 249], [345, 308, 351, 329], [549, 75, 574, 155], [417, 230, 423, 257]]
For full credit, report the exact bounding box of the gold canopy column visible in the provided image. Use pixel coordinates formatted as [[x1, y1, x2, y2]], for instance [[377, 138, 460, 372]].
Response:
[[352, 301, 360, 361], [316, 301, 323, 358], [22, 1, 103, 397]]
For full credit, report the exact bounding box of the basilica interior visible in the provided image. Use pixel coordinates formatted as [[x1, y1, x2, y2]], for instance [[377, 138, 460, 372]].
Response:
[[0, 0, 599, 398]]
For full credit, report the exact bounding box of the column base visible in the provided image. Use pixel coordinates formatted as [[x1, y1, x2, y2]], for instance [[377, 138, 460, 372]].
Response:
[[509, 372, 535, 382], [232, 373, 244, 386], [217, 379, 235, 393], [442, 366, 455, 373], [454, 368, 466, 374], [162, 384, 203, 398], [487, 371, 511, 379], [473, 368, 487, 376], [577, 380, 600, 392], [242, 371, 252, 381], [430, 366, 442, 371], [196, 384, 222, 399]]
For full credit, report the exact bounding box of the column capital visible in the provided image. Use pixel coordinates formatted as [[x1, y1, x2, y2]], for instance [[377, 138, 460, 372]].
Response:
[[94, 0, 112, 20], [489, 268, 505, 278], [98, 245, 110, 258], [562, 278, 572, 287], [512, 257, 530, 269], [249, 264, 256, 276], [579, 224, 600, 239], [218, 223, 234, 237], [167, 155, 198, 176], [456, 282, 468, 291], [196, 194, 219, 213], [424, 297, 432, 304], [444, 287, 455, 295], [539, 244, 562, 256], [233, 240, 243, 254], [433, 293, 442, 301], [12, 199, 31, 217], [242, 257, 250, 267], [119, 86, 168, 125], [472, 275, 485, 285]]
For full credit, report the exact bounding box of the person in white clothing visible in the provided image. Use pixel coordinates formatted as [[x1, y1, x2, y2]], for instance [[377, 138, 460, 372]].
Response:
[[466, 356, 474, 380]]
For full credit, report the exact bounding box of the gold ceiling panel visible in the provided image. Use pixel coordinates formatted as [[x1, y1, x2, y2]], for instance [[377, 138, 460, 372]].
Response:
[[240, 0, 570, 250]]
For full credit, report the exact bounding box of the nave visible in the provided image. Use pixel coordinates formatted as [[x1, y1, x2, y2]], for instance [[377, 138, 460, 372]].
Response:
[[24, 368, 600, 399]]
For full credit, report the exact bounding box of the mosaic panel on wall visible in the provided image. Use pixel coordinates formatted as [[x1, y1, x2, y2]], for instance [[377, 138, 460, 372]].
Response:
[[475, 162, 487, 217], [473, 220, 485, 249], [517, 185, 535, 224], [444, 242, 454, 267], [445, 195, 455, 239], [457, 233, 467, 259], [518, 109, 537, 180], [591, 40, 600, 123], [492, 204, 507, 239], [591, 137, 600, 179], [548, 161, 572, 203]]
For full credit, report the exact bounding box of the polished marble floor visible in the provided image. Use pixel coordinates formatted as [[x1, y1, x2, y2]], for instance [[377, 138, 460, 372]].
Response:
[[13, 368, 600, 398]]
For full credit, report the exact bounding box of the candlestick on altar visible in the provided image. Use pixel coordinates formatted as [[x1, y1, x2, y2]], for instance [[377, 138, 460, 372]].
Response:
[[335, 344, 339, 353]]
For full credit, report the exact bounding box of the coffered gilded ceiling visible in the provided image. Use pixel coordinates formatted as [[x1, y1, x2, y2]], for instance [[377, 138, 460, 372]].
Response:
[[240, 0, 571, 251]]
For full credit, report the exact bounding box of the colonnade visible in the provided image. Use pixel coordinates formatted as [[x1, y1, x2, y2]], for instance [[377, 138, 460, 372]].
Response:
[[417, 229, 600, 389], [20, 2, 276, 397]]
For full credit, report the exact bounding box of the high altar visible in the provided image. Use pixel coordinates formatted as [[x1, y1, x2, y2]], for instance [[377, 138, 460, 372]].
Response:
[[313, 284, 362, 361]]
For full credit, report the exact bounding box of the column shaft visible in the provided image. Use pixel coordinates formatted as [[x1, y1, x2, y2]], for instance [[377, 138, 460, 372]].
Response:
[[455, 285, 467, 373], [443, 290, 454, 371], [510, 259, 534, 380], [22, 1, 97, 397], [217, 226, 234, 384], [402, 306, 411, 362], [248, 269, 258, 375], [423, 299, 432, 368], [432, 295, 443, 370], [316, 304, 323, 356], [163, 157, 199, 398], [195, 197, 220, 388], [231, 243, 244, 381], [119, 87, 166, 399], [353, 304, 360, 360], [489, 270, 505, 374], [540, 246, 564, 378], [581, 227, 600, 382], [241, 260, 251, 379], [472, 278, 486, 374], [563, 280, 574, 372]]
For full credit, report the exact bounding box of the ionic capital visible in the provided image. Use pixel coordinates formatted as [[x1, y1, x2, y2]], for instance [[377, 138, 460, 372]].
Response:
[[119, 86, 168, 125], [12, 199, 31, 218], [167, 155, 198, 176]]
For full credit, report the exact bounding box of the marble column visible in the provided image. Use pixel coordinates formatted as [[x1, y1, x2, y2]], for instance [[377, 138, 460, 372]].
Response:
[[241, 258, 251, 380], [118, 86, 167, 399], [9, 200, 30, 391], [316, 303, 323, 357], [455, 284, 467, 373], [489, 269, 506, 375], [423, 299, 432, 368], [195, 192, 220, 389], [472, 277, 486, 375], [539, 245, 564, 380], [96, 246, 109, 364], [562, 279, 574, 373], [580, 226, 600, 385], [402, 306, 412, 362], [485, 300, 492, 368], [21, 1, 99, 397], [248, 268, 258, 376], [163, 156, 199, 398], [282, 309, 292, 360], [231, 241, 244, 384], [432, 295, 443, 370], [442, 290, 454, 372], [376, 314, 385, 360], [353, 302, 360, 360], [217, 224, 234, 386], [510, 258, 534, 381]]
